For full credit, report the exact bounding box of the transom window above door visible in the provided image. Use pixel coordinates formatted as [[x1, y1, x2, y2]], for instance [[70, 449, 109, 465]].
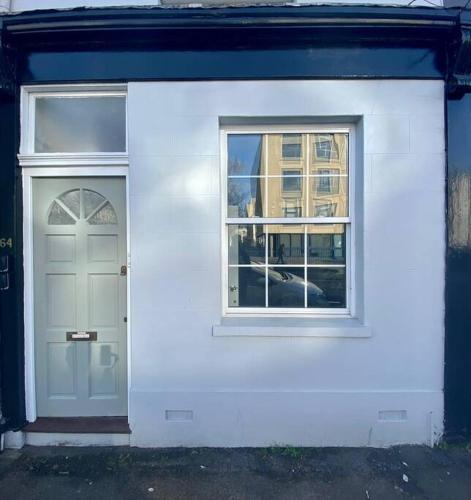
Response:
[[20, 86, 127, 160], [223, 127, 353, 316], [48, 188, 118, 226]]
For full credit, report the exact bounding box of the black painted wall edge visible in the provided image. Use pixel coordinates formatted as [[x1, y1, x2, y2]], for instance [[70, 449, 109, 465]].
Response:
[[0, 4, 470, 439], [0, 91, 24, 434]]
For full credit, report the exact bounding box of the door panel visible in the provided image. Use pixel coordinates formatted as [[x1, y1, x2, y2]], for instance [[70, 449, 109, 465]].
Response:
[[33, 177, 127, 417]]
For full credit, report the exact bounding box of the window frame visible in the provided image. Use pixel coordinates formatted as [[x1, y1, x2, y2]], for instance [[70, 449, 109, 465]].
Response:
[[20, 84, 128, 162], [221, 124, 355, 318]]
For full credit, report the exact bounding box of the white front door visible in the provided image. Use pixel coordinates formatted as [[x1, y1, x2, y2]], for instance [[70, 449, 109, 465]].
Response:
[[33, 177, 127, 417]]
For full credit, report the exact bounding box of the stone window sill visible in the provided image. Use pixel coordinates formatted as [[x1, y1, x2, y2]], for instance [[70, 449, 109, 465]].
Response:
[[212, 318, 371, 338]]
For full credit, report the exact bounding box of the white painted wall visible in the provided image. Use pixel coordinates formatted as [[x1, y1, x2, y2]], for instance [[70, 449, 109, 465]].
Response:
[[127, 80, 445, 447], [8, 0, 444, 13]]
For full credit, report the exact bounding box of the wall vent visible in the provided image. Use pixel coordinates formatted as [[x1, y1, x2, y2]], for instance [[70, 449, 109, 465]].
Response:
[[165, 410, 194, 422], [378, 410, 407, 422]]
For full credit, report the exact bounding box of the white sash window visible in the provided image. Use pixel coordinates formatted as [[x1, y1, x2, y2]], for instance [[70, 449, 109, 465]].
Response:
[[222, 125, 354, 316]]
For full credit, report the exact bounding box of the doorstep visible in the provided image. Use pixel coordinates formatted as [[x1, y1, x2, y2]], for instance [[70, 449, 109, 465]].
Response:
[[23, 417, 130, 434]]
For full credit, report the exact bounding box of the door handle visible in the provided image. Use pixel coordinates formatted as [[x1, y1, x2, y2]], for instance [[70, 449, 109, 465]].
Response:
[[66, 331, 98, 341]]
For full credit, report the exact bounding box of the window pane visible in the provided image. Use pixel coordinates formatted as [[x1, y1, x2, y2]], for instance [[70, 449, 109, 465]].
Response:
[[312, 133, 348, 164], [307, 268, 346, 308], [312, 133, 348, 171], [228, 224, 266, 265], [83, 189, 106, 219], [282, 134, 302, 159], [228, 266, 266, 307], [87, 202, 118, 225], [267, 177, 305, 218], [227, 177, 264, 217], [268, 267, 305, 308], [268, 225, 304, 265], [228, 134, 263, 176], [58, 189, 80, 218], [48, 201, 76, 225], [35, 96, 126, 153], [310, 176, 348, 217], [307, 224, 346, 265], [267, 134, 307, 176], [282, 171, 302, 192]]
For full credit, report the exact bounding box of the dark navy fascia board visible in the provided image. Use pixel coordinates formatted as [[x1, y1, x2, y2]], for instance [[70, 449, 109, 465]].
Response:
[[19, 46, 446, 83]]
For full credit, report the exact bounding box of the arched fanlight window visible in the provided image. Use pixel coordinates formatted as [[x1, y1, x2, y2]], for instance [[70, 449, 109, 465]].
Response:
[[47, 189, 118, 225]]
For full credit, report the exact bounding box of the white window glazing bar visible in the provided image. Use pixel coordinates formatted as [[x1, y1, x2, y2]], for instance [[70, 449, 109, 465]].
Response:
[[264, 138, 269, 308]]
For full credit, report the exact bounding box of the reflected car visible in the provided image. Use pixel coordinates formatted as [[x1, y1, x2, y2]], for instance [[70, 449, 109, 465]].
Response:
[[266, 267, 328, 307], [237, 266, 328, 307]]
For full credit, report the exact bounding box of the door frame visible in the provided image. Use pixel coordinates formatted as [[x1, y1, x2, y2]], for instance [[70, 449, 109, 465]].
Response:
[[22, 166, 130, 422]]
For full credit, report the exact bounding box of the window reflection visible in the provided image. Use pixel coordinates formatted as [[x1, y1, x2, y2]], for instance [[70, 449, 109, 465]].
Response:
[[268, 225, 304, 265], [227, 177, 264, 217], [267, 176, 305, 218], [228, 134, 263, 176], [228, 266, 265, 308], [226, 131, 349, 311], [315, 170, 340, 194], [228, 224, 266, 265], [228, 132, 348, 220], [266, 134, 307, 176], [282, 170, 302, 192], [282, 134, 302, 159], [268, 267, 305, 308], [307, 224, 345, 265], [314, 134, 339, 162], [307, 268, 346, 308], [310, 176, 348, 217]]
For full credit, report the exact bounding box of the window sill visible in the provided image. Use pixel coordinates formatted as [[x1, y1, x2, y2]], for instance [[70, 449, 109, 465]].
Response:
[[212, 318, 371, 338]]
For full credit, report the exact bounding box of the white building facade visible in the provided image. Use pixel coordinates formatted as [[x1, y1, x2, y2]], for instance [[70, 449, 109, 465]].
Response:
[[0, 1, 462, 449]]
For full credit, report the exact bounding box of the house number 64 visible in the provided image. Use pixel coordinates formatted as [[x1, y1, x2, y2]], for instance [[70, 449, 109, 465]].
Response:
[[0, 238, 13, 248]]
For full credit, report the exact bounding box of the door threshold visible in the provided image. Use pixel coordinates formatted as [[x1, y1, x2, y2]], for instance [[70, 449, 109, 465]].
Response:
[[24, 417, 130, 434]]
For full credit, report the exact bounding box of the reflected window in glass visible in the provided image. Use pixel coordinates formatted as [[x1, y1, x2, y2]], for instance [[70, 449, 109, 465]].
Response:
[[282, 134, 302, 159], [282, 170, 302, 192], [315, 203, 336, 217], [314, 134, 339, 161], [283, 206, 302, 218], [316, 170, 340, 194]]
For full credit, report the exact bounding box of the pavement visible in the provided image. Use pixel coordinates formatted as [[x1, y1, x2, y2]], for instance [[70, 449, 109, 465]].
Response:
[[0, 444, 471, 499]]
